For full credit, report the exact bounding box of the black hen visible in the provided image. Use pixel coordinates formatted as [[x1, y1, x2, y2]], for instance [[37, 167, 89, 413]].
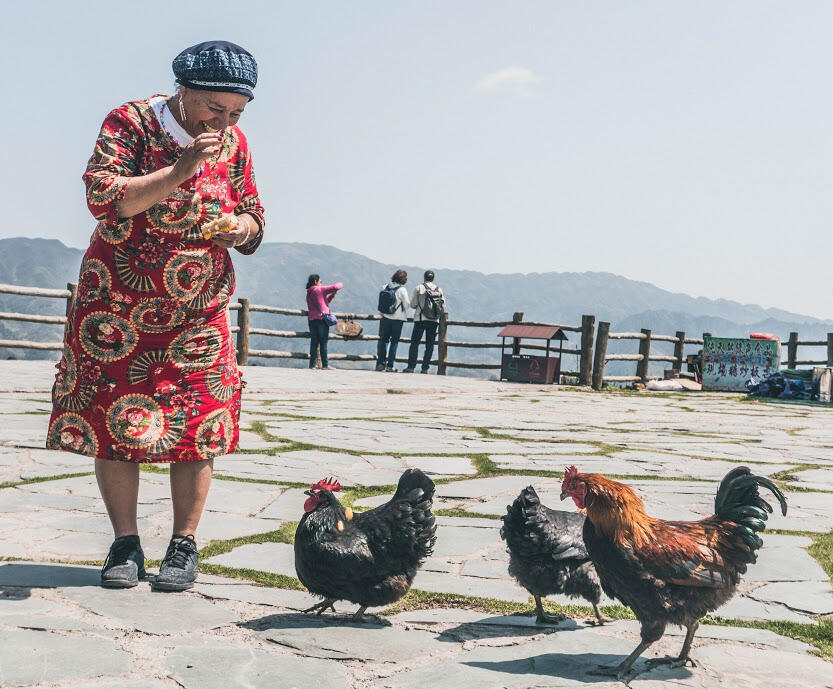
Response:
[[294, 469, 437, 620], [501, 485, 605, 625]]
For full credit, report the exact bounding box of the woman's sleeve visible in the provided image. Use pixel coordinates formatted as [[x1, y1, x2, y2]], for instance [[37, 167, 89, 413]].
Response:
[[82, 106, 144, 226], [232, 130, 266, 255]]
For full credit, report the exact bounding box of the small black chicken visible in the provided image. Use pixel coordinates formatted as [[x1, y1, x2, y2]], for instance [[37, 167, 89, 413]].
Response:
[[294, 469, 437, 621], [501, 485, 606, 625]]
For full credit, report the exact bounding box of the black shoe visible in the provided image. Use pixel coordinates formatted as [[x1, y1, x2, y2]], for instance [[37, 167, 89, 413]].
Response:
[[375, 364, 385, 372], [420, 369, 430, 374], [101, 535, 145, 588], [386, 367, 397, 373], [402, 368, 415, 373], [152, 534, 199, 592]]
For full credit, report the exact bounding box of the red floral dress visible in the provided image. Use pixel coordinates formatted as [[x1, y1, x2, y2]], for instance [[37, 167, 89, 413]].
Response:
[[46, 97, 264, 463]]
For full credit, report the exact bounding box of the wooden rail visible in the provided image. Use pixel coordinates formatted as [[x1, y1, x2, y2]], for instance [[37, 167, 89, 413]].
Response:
[[2, 282, 831, 388], [237, 303, 592, 379]]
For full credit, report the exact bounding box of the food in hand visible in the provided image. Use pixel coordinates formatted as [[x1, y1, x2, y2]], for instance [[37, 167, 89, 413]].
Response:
[[201, 214, 236, 239]]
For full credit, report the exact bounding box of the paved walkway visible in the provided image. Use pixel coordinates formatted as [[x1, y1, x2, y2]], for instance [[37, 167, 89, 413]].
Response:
[[1, 361, 832, 687]]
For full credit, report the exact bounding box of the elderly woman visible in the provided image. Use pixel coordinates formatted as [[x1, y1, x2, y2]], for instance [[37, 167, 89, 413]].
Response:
[[46, 41, 265, 591]]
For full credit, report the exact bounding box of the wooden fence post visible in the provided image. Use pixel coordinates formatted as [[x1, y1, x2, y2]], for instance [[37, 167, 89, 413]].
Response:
[[787, 331, 798, 369], [636, 328, 652, 383], [828, 333, 833, 368], [674, 330, 686, 371], [511, 312, 524, 355], [65, 282, 77, 317], [579, 314, 595, 386], [592, 321, 610, 390], [436, 312, 448, 375], [236, 298, 250, 366]]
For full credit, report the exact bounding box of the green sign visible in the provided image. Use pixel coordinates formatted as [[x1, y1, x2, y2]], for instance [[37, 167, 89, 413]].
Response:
[[702, 336, 781, 391]]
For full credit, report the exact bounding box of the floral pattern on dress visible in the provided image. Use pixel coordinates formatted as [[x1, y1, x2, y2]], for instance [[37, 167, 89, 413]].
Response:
[[47, 96, 264, 463]]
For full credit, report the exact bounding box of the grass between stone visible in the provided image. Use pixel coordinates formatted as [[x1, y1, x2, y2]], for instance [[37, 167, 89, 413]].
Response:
[[0, 471, 94, 490]]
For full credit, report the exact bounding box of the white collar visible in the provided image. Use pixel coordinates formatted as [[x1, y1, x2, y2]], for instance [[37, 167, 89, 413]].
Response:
[[150, 95, 194, 147]]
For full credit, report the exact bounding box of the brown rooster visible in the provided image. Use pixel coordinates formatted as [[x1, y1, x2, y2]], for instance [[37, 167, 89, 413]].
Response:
[[560, 465, 787, 679]]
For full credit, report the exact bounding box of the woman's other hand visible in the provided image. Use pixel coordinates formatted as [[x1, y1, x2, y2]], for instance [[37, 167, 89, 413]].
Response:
[[205, 214, 253, 248], [172, 132, 222, 182]]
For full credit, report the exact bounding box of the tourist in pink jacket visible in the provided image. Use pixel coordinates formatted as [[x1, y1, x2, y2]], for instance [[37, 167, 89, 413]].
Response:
[[306, 274, 342, 369]]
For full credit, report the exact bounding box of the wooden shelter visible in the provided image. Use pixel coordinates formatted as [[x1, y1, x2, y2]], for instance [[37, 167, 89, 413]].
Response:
[[498, 324, 567, 384]]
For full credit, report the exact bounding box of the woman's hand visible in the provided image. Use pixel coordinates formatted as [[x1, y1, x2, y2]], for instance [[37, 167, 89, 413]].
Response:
[[204, 214, 252, 248], [172, 132, 223, 182]]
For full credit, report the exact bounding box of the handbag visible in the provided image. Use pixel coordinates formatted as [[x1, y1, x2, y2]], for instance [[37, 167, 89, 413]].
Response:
[[322, 312, 338, 327], [335, 319, 363, 339]]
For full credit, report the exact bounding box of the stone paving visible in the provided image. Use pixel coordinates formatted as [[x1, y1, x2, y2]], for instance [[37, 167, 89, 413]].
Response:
[[1, 361, 832, 688]]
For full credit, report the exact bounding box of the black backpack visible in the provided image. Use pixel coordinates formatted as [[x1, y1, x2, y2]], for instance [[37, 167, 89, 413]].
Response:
[[378, 285, 400, 315], [421, 284, 445, 320]]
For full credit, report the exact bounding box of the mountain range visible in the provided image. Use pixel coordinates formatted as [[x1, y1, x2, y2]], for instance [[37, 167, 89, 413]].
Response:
[[1, 238, 830, 373]]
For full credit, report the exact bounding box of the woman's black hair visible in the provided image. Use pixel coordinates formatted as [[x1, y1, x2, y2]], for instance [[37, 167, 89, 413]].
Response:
[[392, 269, 408, 285], [306, 274, 320, 289]]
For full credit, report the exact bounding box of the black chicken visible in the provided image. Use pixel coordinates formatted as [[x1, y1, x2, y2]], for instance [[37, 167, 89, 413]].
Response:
[[501, 485, 606, 625], [294, 469, 437, 620]]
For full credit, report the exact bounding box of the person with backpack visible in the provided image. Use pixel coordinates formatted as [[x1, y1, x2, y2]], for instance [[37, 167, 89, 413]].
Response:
[[306, 274, 342, 370], [404, 270, 446, 374], [376, 269, 410, 372]]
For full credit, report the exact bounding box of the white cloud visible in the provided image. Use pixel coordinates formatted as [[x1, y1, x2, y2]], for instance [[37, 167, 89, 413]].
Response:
[[472, 67, 543, 97]]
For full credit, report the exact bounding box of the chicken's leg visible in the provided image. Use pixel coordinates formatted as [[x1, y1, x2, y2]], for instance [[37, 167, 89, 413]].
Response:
[[351, 605, 368, 622], [591, 602, 612, 626], [644, 621, 699, 669], [534, 595, 566, 624], [303, 598, 337, 615], [590, 639, 654, 680]]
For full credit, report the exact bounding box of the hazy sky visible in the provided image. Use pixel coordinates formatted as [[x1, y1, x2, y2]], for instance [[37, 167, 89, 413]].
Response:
[[2, 1, 831, 319]]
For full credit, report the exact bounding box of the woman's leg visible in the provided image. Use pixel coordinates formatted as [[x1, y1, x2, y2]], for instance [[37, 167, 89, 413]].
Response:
[[95, 458, 140, 538], [169, 459, 214, 536], [309, 319, 320, 368], [320, 323, 330, 368], [387, 320, 404, 367], [377, 319, 390, 367]]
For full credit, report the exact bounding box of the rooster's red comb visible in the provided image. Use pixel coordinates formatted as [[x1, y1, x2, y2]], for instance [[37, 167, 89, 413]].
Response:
[[310, 477, 342, 492], [563, 466, 579, 482]]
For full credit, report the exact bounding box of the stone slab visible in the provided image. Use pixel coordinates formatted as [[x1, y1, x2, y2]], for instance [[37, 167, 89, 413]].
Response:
[[258, 614, 452, 662], [205, 542, 297, 578], [195, 582, 353, 613], [751, 580, 833, 615], [0, 629, 131, 685], [63, 586, 239, 634], [164, 645, 350, 689]]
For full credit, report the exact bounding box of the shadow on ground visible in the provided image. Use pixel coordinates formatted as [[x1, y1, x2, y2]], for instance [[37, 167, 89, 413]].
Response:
[[241, 611, 393, 631], [0, 563, 99, 588], [464, 653, 692, 684]]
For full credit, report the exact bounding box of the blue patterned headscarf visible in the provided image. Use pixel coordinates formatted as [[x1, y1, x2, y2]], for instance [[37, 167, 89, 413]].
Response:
[[173, 41, 258, 100]]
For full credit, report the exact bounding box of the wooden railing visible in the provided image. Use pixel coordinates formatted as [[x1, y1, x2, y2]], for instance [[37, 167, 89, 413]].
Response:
[[234, 300, 593, 381], [591, 323, 705, 390], [784, 331, 833, 369], [3, 282, 831, 389]]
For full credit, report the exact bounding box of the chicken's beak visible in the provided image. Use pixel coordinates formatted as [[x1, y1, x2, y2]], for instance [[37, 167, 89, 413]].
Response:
[[304, 490, 313, 497], [560, 491, 568, 501]]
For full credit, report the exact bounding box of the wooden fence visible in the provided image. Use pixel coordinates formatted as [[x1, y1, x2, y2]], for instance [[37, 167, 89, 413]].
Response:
[[233, 300, 592, 381], [2, 282, 832, 390]]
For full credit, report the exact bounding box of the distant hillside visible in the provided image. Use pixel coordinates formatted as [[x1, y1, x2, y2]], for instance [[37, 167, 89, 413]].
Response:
[[1, 238, 829, 371]]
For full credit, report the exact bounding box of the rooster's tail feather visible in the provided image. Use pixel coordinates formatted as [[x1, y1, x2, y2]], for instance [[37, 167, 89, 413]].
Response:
[[714, 466, 787, 551]]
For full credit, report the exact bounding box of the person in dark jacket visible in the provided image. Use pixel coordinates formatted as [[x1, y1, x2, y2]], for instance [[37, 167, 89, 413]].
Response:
[[376, 270, 409, 372], [404, 270, 445, 373]]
